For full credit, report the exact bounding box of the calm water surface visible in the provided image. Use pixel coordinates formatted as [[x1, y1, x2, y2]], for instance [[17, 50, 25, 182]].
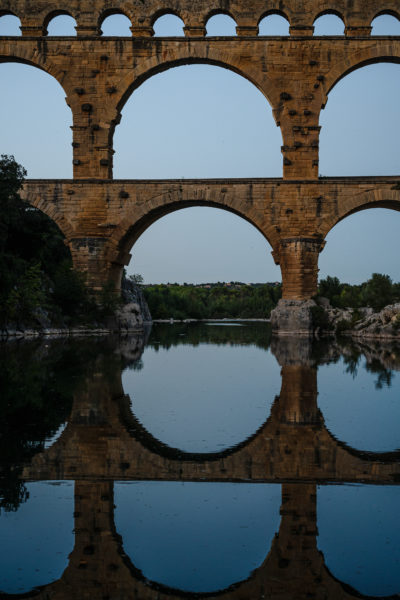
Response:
[[1, 323, 400, 598]]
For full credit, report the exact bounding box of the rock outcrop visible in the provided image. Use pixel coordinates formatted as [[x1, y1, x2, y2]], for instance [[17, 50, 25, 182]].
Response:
[[270, 299, 317, 336]]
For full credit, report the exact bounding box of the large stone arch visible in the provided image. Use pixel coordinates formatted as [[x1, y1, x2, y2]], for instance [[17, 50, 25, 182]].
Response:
[[321, 188, 400, 237], [20, 185, 76, 242], [323, 42, 400, 104], [106, 50, 283, 159], [0, 45, 70, 92], [104, 191, 280, 287]]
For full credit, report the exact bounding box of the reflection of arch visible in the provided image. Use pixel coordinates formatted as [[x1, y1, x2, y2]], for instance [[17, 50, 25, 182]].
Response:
[[321, 188, 400, 237], [2, 480, 397, 600], [120, 393, 277, 462]]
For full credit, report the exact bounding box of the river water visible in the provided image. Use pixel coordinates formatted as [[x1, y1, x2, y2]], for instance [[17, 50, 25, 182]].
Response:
[[1, 322, 400, 598]]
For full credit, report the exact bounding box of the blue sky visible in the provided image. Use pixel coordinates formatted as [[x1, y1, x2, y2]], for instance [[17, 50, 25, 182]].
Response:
[[1, 13, 400, 284]]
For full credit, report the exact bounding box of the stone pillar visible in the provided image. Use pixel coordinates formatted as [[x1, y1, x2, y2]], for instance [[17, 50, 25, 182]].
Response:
[[69, 237, 112, 292], [275, 237, 324, 301], [61, 481, 131, 594], [289, 25, 315, 36], [281, 126, 320, 180], [271, 336, 320, 424], [271, 238, 325, 335], [71, 111, 113, 179], [278, 365, 319, 424], [345, 25, 372, 37]]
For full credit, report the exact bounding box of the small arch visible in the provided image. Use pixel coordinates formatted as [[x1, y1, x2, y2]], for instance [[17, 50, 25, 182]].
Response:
[[205, 12, 237, 36], [258, 12, 290, 36], [44, 11, 77, 36], [152, 12, 185, 36], [371, 12, 400, 35], [99, 10, 132, 36], [0, 13, 21, 36], [313, 11, 345, 35]]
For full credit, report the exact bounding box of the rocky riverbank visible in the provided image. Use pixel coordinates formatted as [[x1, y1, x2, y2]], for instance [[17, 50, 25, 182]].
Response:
[[1, 279, 152, 340], [271, 298, 400, 338], [318, 301, 400, 339]]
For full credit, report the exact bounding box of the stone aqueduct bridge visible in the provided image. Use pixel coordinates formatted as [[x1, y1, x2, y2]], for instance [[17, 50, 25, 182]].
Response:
[[1, 0, 400, 305]]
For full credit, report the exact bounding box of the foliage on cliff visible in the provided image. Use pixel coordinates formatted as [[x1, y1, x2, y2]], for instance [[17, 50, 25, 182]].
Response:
[[319, 274, 400, 311], [143, 283, 282, 320], [0, 155, 117, 328]]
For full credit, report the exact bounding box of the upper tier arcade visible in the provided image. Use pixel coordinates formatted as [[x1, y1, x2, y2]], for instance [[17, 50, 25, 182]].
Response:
[[0, 0, 399, 37]]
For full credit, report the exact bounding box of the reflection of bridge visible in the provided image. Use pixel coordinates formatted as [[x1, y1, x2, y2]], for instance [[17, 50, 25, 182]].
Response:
[[22, 336, 400, 483], [2, 335, 397, 599], [1, 0, 400, 325], [5, 481, 391, 600]]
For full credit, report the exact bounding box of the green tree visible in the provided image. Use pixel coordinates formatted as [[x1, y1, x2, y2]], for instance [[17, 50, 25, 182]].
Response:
[[361, 273, 394, 311]]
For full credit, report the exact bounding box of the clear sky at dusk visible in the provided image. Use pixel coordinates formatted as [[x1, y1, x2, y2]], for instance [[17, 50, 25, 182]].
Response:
[[1, 13, 400, 284]]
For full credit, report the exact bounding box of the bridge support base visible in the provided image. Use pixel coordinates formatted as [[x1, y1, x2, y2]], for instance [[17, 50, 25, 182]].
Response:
[[270, 299, 317, 336]]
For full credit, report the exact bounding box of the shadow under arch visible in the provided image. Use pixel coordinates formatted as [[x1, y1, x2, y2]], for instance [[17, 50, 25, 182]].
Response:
[[106, 197, 280, 287], [108, 55, 283, 157]]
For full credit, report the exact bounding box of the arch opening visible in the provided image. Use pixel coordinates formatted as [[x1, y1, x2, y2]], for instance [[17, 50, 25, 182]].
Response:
[[0, 481, 74, 595], [0, 62, 72, 178], [371, 13, 400, 35], [153, 13, 185, 36], [313, 13, 345, 35], [0, 14, 21, 36], [318, 485, 400, 597], [45, 13, 77, 36], [320, 62, 400, 176], [119, 204, 279, 285], [100, 13, 132, 36], [122, 314, 280, 454], [319, 208, 400, 288], [115, 481, 281, 594], [258, 13, 290, 36], [113, 64, 282, 179], [205, 13, 237, 36]]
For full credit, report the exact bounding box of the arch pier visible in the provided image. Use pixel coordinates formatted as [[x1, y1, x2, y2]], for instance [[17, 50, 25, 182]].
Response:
[[1, 0, 400, 332]]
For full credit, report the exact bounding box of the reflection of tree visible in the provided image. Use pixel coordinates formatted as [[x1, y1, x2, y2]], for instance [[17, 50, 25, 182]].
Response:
[[148, 322, 272, 350], [333, 337, 400, 388], [0, 337, 122, 512], [365, 359, 393, 389]]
